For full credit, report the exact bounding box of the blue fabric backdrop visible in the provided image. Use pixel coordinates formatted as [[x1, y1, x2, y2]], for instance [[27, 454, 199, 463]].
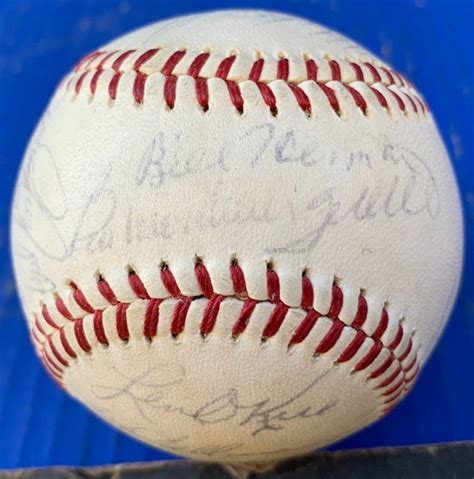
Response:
[[0, 0, 472, 469]]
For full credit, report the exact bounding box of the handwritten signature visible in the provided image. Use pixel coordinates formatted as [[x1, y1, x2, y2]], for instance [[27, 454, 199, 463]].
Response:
[[91, 364, 337, 437], [271, 143, 440, 254], [12, 122, 440, 270], [119, 424, 319, 460]]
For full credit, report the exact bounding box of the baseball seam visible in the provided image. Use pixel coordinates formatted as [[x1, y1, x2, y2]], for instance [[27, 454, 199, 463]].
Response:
[[65, 48, 428, 118], [31, 260, 419, 416]]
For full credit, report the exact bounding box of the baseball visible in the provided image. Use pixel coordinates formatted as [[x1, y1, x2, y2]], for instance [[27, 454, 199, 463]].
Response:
[[11, 10, 463, 466]]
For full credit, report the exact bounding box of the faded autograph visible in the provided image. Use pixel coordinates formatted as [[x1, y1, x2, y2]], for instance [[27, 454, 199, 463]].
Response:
[[118, 424, 321, 460], [90, 364, 337, 438], [12, 120, 440, 295]]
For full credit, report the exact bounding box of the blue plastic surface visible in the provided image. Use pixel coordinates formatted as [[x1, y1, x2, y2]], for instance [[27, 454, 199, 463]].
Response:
[[0, 0, 472, 469]]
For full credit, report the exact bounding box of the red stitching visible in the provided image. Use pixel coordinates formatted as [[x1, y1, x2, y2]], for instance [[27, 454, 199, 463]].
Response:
[[195, 261, 214, 299], [161, 50, 186, 109], [41, 304, 60, 329], [31, 263, 419, 415], [70, 49, 427, 117], [351, 295, 368, 328], [350, 62, 364, 81], [249, 58, 264, 82], [369, 354, 394, 379], [74, 51, 102, 72], [354, 340, 383, 371], [188, 52, 210, 110], [232, 298, 257, 337], [277, 58, 289, 81], [60, 328, 77, 358], [71, 282, 94, 314], [128, 271, 151, 300], [34, 316, 46, 336], [106, 49, 136, 100], [257, 82, 278, 115], [134, 48, 159, 70], [403, 356, 417, 374], [337, 330, 366, 362], [161, 50, 186, 75], [290, 309, 320, 345], [419, 97, 428, 113], [112, 50, 136, 71], [364, 62, 382, 83], [318, 83, 340, 114], [300, 275, 314, 310], [262, 302, 289, 339], [384, 377, 404, 397], [41, 353, 62, 381], [90, 70, 104, 95], [116, 303, 130, 341], [230, 261, 247, 297], [389, 88, 406, 112], [43, 349, 62, 375], [31, 327, 43, 345], [171, 299, 191, 335], [97, 277, 118, 304], [164, 75, 177, 109], [74, 318, 91, 353], [316, 319, 344, 353], [108, 72, 123, 100], [289, 84, 311, 115], [144, 298, 161, 339], [391, 69, 406, 87], [215, 55, 245, 112], [188, 52, 210, 77], [201, 294, 225, 335], [377, 364, 402, 389], [266, 267, 280, 303], [403, 91, 418, 113], [369, 86, 389, 110], [93, 310, 108, 345], [216, 55, 236, 79], [305, 59, 318, 81], [90, 51, 117, 94], [133, 72, 148, 104], [195, 78, 209, 110], [329, 60, 342, 81], [97, 50, 118, 70], [55, 296, 74, 321], [372, 308, 389, 339], [381, 66, 395, 85], [75, 71, 88, 95], [226, 80, 244, 112], [398, 338, 413, 362], [50, 341, 68, 367], [327, 284, 343, 318], [161, 265, 181, 298], [405, 363, 419, 382], [388, 325, 403, 350], [345, 85, 368, 114]]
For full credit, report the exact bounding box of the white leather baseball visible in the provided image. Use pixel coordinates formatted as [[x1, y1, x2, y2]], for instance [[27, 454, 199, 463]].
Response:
[[11, 10, 463, 465]]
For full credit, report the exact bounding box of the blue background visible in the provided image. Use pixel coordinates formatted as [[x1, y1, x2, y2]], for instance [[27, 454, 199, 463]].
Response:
[[0, 0, 472, 469]]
